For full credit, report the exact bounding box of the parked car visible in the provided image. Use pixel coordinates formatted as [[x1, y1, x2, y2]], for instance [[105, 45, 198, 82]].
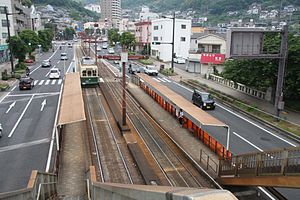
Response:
[[24, 59, 34, 64], [102, 44, 108, 49], [128, 64, 140, 74], [19, 76, 34, 90], [192, 89, 215, 110], [49, 68, 60, 79], [61, 53, 68, 60], [144, 65, 158, 76], [68, 43, 72, 48], [42, 59, 51, 67], [108, 48, 115, 54], [174, 56, 186, 64]]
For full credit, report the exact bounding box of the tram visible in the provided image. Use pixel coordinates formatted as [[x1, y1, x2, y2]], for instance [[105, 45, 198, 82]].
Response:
[[80, 56, 99, 86]]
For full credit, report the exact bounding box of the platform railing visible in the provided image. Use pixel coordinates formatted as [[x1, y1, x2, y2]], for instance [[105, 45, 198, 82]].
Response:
[[219, 146, 300, 177]]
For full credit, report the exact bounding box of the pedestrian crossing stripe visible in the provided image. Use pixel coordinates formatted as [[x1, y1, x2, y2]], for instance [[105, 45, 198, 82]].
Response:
[[153, 78, 160, 82], [152, 77, 171, 83], [33, 79, 63, 86]]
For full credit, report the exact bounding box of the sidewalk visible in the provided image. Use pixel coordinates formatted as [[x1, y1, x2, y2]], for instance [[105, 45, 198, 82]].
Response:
[[150, 58, 300, 126]]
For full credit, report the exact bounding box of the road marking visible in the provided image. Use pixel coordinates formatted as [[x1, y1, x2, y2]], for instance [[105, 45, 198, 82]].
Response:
[[157, 77, 166, 82], [100, 78, 104, 83], [57, 61, 60, 64], [5, 101, 16, 114], [51, 80, 56, 85], [34, 80, 38, 85], [258, 187, 276, 200], [8, 95, 34, 138], [38, 80, 44, 85], [163, 78, 172, 82], [11, 86, 16, 91], [217, 103, 297, 147], [153, 78, 160, 82], [41, 99, 47, 111], [233, 132, 264, 152], [173, 81, 193, 92], [0, 138, 50, 153], [7, 92, 59, 97], [58, 79, 62, 84], [45, 80, 50, 85]]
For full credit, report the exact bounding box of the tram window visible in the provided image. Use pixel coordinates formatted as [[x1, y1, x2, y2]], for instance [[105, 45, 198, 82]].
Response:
[[93, 70, 97, 76], [87, 70, 92, 76], [82, 70, 87, 76]]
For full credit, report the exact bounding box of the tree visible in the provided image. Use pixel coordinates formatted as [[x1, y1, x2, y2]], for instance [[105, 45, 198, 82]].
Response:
[[7, 36, 27, 62], [120, 32, 136, 50], [108, 29, 120, 46], [38, 29, 54, 51], [19, 29, 39, 56], [64, 27, 75, 40], [85, 28, 94, 36]]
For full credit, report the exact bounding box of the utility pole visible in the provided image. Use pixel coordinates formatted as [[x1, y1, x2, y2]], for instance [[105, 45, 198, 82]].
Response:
[[94, 36, 97, 63], [121, 51, 128, 127], [4, 6, 14, 75], [171, 12, 175, 71]]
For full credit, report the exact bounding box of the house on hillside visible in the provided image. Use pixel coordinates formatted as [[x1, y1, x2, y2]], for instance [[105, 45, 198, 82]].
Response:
[[187, 32, 226, 75]]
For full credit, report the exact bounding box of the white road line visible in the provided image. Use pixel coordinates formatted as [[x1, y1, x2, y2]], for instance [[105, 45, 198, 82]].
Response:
[[11, 86, 16, 91], [100, 78, 104, 83], [0, 92, 10, 103], [57, 61, 60, 64], [8, 92, 59, 97], [163, 78, 172, 82], [233, 132, 264, 152], [153, 78, 160, 82], [217, 103, 297, 147], [38, 80, 44, 85], [126, 74, 130, 78], [34, 80, 38, 85], [8, 95, 34, 138], [58, 79, 62, 85], [258, 187, 276, 200], [51, 80, 56, 85], [45, 80, 50, 85], [157, 77, 166, 82], [0, 138, 50, 153], [173, 81, 193, 92]]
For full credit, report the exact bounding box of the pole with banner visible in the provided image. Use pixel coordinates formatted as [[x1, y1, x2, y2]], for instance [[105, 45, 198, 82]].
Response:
[[121, 51, 128, 126]]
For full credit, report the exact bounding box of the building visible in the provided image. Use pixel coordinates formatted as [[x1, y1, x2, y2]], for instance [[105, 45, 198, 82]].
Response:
[[84, 4, 101, 14], [139, 6, 158, 21], [101, 0, 121, 28], [151, 18, 191, 62], [187, 32, 226, 75], [135, 21, 151, 53], [0, 0, 31, 63], [30, 5, 43, 32], [119, 18, 135, 33]]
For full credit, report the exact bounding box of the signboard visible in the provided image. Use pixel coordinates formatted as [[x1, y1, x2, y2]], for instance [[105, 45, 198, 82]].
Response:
[[121, 52, 128, 63], [200, 53, 225, 64]]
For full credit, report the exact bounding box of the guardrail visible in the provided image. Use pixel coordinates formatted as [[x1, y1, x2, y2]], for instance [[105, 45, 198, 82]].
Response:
[[0, 170, 57, 200], [219, 146, 300, 177], [209, 74, 271, 101]]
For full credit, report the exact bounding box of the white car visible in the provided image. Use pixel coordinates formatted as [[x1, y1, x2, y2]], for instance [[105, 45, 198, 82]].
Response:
[[42, 59, 51, 67], [102, 44, 108, 49], [174, 57, 186, 64], [145, 65, 158, 76], [49, 68, 60, 79], [108, 48, 115, 54], [61, 53, 68, 60]]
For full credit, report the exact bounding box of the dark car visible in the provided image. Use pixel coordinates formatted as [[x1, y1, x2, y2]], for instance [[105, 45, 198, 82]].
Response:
[[128, 64, 140, 74], [19, 77, 34, 90], [192, 89, 215, 110]]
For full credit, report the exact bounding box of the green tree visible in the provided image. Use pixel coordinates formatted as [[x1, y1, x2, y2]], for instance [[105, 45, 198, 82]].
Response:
[[64, 27, 75, 40], [7, 36, 27, 62], [120, 32, 136, 50], [19, 29, 39, 56], [108, 29, 120, 46], [85, 28, 94, 36], [38, 29, 54, 51]]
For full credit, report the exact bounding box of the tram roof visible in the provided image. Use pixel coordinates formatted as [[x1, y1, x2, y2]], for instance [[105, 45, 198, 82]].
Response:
[[138, 74, 226, 127], [58, 72, 86, 125]]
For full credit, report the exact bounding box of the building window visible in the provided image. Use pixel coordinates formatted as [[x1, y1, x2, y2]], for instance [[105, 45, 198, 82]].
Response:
[[153, 36, 158, 41], [161, 25, 163, 29], [195, 40, 197, 43], [2, 19, 9, 27], [0, 7, 5, 14], [180, 37, 186, 42], [2, 33, 8, 39], [154, 25, 158, 30], [181, 24, 186, 29], [160, 36, 162, 41], [198, 44, 221, 53]]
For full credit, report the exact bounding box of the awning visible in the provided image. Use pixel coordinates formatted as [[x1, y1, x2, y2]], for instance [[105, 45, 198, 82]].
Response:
[[58, 73, 86, 125]]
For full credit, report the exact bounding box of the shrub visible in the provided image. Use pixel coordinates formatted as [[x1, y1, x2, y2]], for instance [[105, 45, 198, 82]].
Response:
[[139, 59, 153, 65], [12, 73, 21, 79], [0, 83, 9, 91], [15, 62, 27, 70]]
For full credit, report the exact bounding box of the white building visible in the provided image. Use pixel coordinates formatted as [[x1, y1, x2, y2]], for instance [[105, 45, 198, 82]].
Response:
[[139, 6, 159, 21], [151, 18, 191, 62], [84, 4, 101, 14], [30, 5, 43, 32], [119, 18, 135, 33], [101, 0, 121, 28]]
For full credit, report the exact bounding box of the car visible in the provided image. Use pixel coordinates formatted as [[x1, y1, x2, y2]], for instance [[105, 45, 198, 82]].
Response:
[[102, 44, 108, 49], [73, 39, 78, 42], [68, 43, 72, 48], [61, 53, 68, 60], [41, 59, 51, 67], [24, 59, 34, 64], [114, 60, 120, 64], [174, 56, 186, 64], [49, 68, 60, 79], [19, 76, 34, 90], [144, 65, 158, 76], [192, 89, 215, 110], [108, 48, 115, 54], [96, 46, 102, 51], [81, 56, 95, 65], [128, 64, 140, 74]]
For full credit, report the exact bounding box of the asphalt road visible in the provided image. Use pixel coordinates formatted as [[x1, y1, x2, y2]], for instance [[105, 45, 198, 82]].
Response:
[[0, 42, 74, 192]]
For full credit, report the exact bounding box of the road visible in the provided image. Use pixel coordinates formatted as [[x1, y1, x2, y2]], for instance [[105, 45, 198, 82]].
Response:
[[0, 43, 75, 192]]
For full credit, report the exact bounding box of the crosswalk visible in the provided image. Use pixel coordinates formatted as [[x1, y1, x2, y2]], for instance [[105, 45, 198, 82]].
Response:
[[34, 79, 63, 86], [152, 77, 172, 83]]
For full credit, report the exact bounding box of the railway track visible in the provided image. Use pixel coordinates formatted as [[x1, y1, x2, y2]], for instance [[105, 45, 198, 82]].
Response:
[[98, 61, 215, 188]]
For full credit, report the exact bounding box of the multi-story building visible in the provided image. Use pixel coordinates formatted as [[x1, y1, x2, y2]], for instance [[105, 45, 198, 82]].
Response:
[[139, 6, 158, 21], [151, 18, 191, 62], [0, 0, 31, 63], [135, 21, 151, 53], [84, 4, 101, 14], [119, 18, 135, 33], [101, 0, 121, 28]]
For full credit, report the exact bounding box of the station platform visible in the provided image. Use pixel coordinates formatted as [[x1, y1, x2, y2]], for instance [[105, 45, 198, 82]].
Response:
[[127, 82, 220, 177]]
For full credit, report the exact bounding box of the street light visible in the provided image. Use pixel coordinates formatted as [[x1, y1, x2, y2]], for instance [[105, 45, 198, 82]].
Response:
[[162, 12, 175, 71], [223, 125, 231, 151], [1, 6, 23, 75]]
